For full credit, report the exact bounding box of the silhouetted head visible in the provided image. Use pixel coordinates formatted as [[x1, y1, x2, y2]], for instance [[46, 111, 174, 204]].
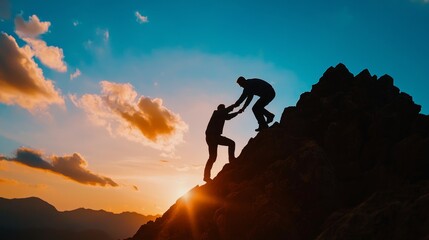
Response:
[[217, 104, 225, 110], [237, 76, 246, 88]]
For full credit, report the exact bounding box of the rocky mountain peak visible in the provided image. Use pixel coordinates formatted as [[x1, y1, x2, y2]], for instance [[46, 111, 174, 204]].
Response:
[[130, 63, 429, 240]]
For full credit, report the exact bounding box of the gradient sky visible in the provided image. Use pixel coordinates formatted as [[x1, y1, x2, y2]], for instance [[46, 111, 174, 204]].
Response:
[[1, 0, 428, 215]]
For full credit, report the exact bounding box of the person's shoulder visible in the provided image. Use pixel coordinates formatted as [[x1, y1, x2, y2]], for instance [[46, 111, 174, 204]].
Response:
[[248, 78, 267, 85], [211, 109, 219, 116], [213, 109, 226, 115], [248, 78, 266, 82]]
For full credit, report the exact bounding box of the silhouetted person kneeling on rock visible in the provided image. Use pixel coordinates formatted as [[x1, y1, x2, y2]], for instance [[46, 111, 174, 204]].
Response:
[[204, 104, 240, 182], [233, 76, 276, 131]]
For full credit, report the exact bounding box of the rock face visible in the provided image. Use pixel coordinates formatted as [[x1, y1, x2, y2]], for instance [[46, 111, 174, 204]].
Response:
[[130, 64, 429, 240]]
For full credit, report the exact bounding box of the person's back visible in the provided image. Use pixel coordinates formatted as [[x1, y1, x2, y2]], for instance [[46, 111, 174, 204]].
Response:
[[205, 105, 235, 136], [244, 78, 275, 97]]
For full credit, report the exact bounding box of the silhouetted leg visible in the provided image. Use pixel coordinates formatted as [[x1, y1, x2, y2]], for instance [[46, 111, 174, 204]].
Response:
[[253, 99, 269, 130], [262, 91, 275, 121], [218, 136, 235, 162], [204, 135, 218, 181], [262, 108, 275, 124], [253, 93, 275, 130]]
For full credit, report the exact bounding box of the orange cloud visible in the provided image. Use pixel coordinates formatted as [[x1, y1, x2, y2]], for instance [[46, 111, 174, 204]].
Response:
[[14, 15, 50, 38], [0, 33, 64, 111], [70, 81, 188, 152], [14, 15, 67, 72], [0, 147, 118, 187], [0, 177, 18, 185], [22, 37, 67, 72]]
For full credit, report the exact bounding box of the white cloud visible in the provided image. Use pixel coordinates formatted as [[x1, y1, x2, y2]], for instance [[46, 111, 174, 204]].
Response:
[[71, 81, 188, 153], [84, 28, 110, 56], [70, 69, 81, 80], [135, 11, 148, 23], [96, 28, 109, 42], [104, 30, 109, 41]]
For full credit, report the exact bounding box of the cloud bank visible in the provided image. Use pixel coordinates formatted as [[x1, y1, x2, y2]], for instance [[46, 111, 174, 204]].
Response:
[[0, 32, 64, 111], [71, 81, 188, 152], [0, 147, 118, 187]]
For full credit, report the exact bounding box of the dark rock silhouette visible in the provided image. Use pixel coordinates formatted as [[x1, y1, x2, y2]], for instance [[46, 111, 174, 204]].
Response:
[[129, 63, 429, 240], [0, 197, 159, 240]]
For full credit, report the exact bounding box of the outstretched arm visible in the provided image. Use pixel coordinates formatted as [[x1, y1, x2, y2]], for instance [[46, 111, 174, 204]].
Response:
[[225, 104, 235, 113], [240, 95, 253, 112], [234, 90, 247, 107], [225, 111, 240, 120]]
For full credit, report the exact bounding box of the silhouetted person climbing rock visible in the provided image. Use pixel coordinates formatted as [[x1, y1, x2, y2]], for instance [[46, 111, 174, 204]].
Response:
[[233, 76, 276, 131], [204, 104, 240, 182]]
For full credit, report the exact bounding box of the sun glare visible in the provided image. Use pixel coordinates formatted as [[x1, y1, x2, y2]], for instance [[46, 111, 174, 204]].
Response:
[[181, 189, 193, 202]]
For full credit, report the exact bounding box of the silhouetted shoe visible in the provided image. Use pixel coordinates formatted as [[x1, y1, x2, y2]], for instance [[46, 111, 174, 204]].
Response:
[[255, 123, 268, 132], [266, 113, 275, 124], [255, 126, 268, 132], [203, 177, 212, 182]]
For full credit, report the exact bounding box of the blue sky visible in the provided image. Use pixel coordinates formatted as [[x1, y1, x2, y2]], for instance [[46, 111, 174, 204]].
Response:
[[16, 0, 428, 109], [0, 0, 428, 215]]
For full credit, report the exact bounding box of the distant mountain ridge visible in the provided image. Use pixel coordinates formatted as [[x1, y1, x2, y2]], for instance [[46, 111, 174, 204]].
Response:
[[0, 196, 159, 240], [129, 63, 429, 239]]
